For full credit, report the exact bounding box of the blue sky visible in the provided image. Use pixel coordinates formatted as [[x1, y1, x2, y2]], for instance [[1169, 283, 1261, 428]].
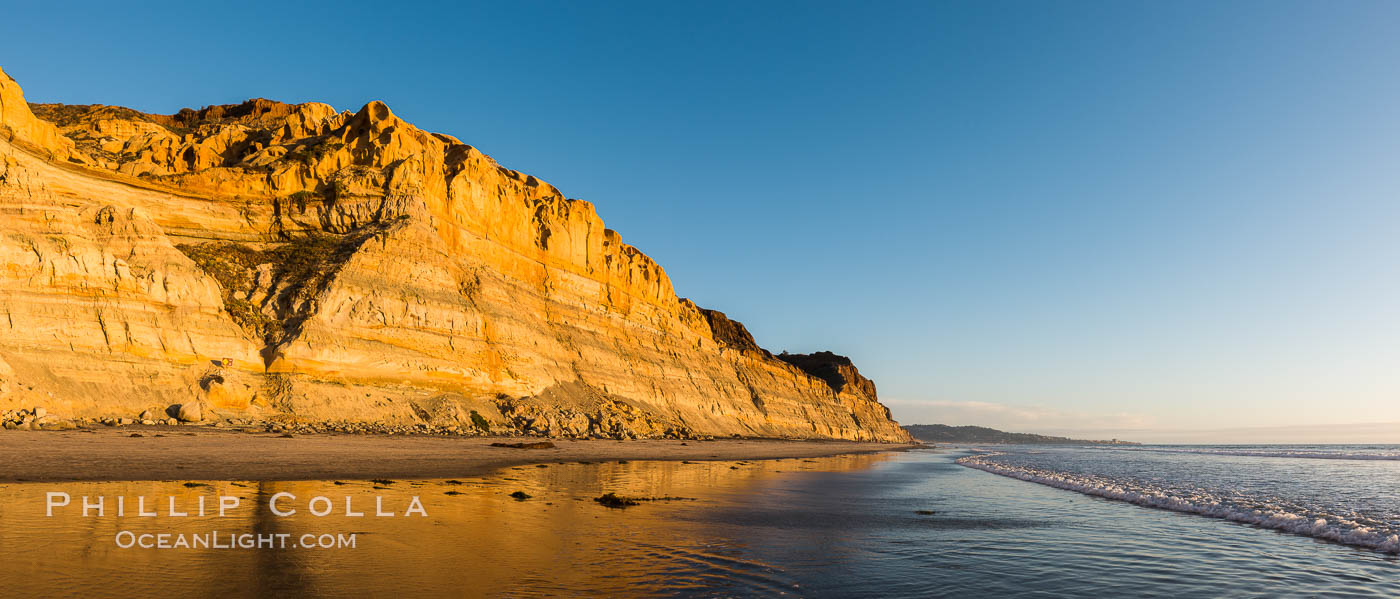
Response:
[[5, 1, 1400, 440]]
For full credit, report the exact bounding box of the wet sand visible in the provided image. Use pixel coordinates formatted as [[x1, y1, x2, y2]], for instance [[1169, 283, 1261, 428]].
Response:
[[0, 427, 919, 482]]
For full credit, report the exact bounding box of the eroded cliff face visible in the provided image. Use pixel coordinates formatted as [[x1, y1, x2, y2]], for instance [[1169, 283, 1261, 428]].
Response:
[[0, 67, 910, 441]]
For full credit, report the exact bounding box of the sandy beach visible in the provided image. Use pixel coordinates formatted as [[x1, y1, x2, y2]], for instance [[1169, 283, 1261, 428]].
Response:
[[0, 427, 919, 482]]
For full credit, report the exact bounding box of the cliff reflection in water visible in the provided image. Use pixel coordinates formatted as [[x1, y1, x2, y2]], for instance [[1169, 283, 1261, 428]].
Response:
[[0, 453, 893, 597]]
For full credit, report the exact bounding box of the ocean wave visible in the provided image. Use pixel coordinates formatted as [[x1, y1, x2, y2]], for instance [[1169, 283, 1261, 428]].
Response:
[[957, 452, 1400, 555], [1096, 447, 1400, 461]]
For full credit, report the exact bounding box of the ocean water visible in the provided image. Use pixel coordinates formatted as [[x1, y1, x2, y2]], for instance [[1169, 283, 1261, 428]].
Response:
[[960, 444, 1400, 555], [2, 447, 1397, 597]]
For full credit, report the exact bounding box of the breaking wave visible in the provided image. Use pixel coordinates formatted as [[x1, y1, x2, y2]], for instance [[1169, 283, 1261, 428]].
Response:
[[1096, 446, 1400, 461], [958, 452, 1400, 555]]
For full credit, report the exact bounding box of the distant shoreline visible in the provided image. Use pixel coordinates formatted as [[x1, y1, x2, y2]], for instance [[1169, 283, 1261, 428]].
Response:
[[0, 428, 920, 483], [904, 424, 1140, 445]]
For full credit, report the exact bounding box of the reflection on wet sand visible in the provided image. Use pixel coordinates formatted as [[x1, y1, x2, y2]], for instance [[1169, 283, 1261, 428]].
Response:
[[0, 452, 894, 597]]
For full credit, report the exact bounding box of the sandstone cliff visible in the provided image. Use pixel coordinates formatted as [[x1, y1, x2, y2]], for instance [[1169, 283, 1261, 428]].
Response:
[[0, 67, 910, 442]]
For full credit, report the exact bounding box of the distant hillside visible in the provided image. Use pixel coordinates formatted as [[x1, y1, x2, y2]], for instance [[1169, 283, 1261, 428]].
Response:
[[904, 424, 1138, 445]]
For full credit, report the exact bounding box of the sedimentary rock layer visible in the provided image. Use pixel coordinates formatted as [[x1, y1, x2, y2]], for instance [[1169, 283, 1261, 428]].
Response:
[[0, 66, 909, 441]]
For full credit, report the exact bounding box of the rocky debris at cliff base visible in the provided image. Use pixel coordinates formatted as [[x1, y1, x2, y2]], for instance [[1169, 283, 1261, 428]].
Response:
[[0, 410, 704, 439], [491, 441, 556, 449], [173, 402, 204, 423], [0, 409, 895, 443], [494, 383, 701, 440], [0, 408, 75, 430]]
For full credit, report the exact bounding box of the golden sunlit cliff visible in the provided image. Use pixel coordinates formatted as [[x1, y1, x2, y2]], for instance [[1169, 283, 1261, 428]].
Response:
[[0, 67, 910, 441]]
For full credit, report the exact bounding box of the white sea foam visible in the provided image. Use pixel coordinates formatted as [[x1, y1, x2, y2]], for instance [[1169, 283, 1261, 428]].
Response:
[[1096, 447, 1400, 461], [958, 452, 1400, 555]]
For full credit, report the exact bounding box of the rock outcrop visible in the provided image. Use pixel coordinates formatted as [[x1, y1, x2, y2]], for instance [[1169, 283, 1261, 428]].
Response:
[[776, 351, 880, 400], [0, 67, 910, 442]]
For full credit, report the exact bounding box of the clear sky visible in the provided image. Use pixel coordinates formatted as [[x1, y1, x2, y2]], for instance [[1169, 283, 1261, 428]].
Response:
[[5, 1, 1399, 441]]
